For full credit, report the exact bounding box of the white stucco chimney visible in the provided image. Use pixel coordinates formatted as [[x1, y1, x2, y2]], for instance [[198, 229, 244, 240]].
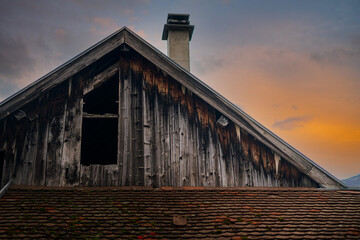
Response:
[[162, 13, 194, 72]]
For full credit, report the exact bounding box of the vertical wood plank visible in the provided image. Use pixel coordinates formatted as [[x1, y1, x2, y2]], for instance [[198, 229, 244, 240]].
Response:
[[1, 118, 16, 187], [33, 95, 49, 185], [80, 165, 90, 186], [197, 128, 204, 187], [172, 103, 179, 187], [130, 56, 144, 186], [118, 57, 131, 185], [204, 128, 213, 187], [161, 100, 170, 186], [173, 103, 180, 186], [152, 94, 161, 187], [45, 81, 68, 186], [190, 110, 198, 186], [60, 77, 83, 186], [12, 123, 26, 185], [179, 105, 189, 186], [103, 165, 118, 186], [208, 130, 217, 187], [118, 58, 126, 185], [143, 88, 153, 187], [21, 119, 39, 185]]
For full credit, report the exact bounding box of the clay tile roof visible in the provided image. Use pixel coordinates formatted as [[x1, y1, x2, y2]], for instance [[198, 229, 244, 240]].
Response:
[[1, 185, 359, 239]]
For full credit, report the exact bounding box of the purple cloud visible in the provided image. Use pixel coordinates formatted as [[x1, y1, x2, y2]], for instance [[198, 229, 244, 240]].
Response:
[[272, 116, 313, 131], [0, 34, 36, 79]]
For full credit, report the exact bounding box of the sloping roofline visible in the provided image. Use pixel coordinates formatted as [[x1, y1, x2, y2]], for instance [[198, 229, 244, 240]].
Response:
[[0, 27, 347, 189]]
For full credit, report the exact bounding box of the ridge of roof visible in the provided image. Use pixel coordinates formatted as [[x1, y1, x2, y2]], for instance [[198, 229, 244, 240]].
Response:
[[0, 27, 347, 189]]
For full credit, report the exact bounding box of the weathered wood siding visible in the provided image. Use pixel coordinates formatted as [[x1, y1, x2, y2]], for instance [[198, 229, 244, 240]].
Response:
[[0, 48, 319, 188], [136, 54, 318, 188]]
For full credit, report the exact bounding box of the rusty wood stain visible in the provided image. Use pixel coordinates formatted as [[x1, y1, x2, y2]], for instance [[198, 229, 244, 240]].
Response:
[[250, 137, 260, 167], [241, 129, 250, 158]]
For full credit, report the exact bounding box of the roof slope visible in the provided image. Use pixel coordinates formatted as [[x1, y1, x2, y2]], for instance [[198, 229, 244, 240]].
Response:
[[0, 27, 346, 188], [0, 186, 359, 239]]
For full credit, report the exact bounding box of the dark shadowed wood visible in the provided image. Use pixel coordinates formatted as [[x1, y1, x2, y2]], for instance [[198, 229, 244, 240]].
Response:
[[0, 118, 17, 188], [118, 56, 131, 185], [59, 77, 82, 186], [45, 81, 68, 186], [20, 119, 39, 185], [82, 113, 118, 118], [12, 122, 26, 185], [33, 95, 50, 185]]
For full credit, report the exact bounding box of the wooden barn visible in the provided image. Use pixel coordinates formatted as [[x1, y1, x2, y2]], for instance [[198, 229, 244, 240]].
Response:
[[0, 14, 346, 189]]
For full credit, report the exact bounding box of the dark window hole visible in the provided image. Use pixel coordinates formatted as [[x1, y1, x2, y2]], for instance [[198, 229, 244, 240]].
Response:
[[81, 118, 118, 165]]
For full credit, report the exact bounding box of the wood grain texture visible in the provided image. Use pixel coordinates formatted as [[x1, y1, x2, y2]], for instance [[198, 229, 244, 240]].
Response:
[[59, 77, 82, 186], [45, 81, 68, 186], [33, 95, 49, 186]]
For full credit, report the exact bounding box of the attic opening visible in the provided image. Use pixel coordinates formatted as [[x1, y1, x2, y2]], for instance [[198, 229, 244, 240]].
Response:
[[81, 76, 119, 166], [83, 75, 119, 114], [81, 118, 118, 165]]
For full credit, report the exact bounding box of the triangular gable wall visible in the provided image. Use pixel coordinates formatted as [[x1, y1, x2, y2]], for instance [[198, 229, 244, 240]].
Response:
[[0, 28, 346, 188]]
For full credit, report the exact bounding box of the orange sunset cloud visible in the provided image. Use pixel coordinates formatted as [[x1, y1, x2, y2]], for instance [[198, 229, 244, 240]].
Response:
[[196, 46, 360, 179]]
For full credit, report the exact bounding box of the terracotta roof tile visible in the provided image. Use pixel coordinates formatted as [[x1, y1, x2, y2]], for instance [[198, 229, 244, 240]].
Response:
[[0, 186, 359, 239]]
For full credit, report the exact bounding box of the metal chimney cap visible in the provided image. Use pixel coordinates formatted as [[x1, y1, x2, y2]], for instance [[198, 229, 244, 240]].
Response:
[[162, 13, 194, 41], [167, 13, 190, 24]]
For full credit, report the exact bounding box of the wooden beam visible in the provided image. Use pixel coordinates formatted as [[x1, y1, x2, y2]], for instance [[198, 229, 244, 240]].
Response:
[[82, 113, 118, 119], [83, 62, 119, 95]]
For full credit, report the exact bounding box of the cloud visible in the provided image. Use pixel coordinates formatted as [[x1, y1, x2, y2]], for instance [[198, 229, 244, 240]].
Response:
[[351, 35, 360, 48], [128, 26, 147, 39], [92, 17, 116, 28], [193, 55, 226, 75], [310, 46, 360, 66], [122, 9, 133, 15], [0, 34, 36, 80], [91, 17, 121, 36], [0, 78, 18, 102], [122, 9, 137, 22], [272, 116, 313, 130], [309, 35, 360, 67], [55, 28, 67, 41]]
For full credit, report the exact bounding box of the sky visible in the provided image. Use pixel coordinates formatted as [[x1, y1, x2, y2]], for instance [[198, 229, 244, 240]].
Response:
[[0, 0, 359, 179]]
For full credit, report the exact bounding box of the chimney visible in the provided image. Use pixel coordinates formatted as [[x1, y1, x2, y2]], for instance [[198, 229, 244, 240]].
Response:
[[162, 13, 194, 71]]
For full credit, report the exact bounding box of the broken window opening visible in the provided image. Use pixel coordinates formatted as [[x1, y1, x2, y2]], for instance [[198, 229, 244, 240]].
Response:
[[81, 118, 118, 166], [81, 75, 119, 166], [83, 76, 119, 115]]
